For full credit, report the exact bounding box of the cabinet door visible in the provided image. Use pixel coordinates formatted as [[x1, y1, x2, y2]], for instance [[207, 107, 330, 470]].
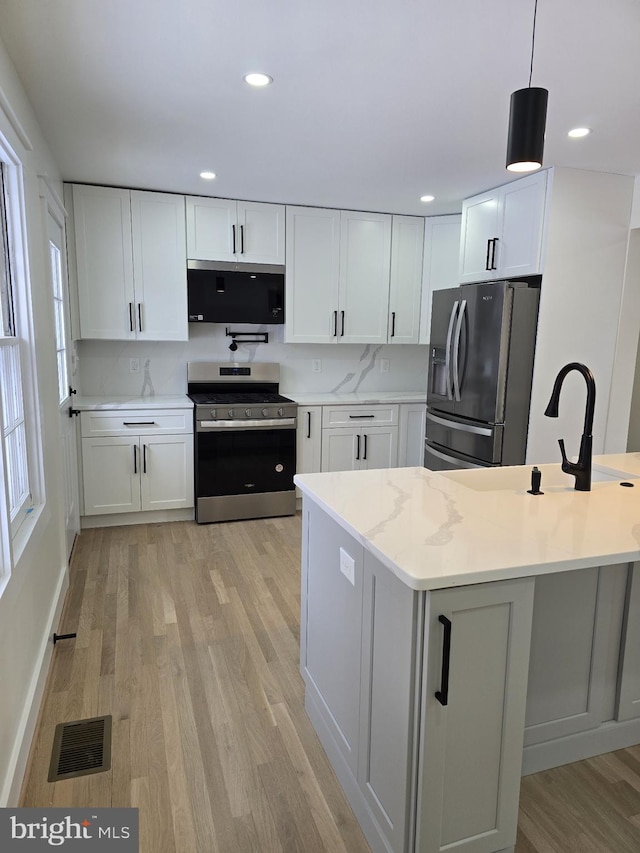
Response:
[[458, 191, 500, 283], [321, 428, 360, 472], [82, 436, 141, 514], [131, 191, 188, 341], [358, 551, 420, 853], [140, 434, 194, 511], [339, 211, 392, 343], [297, 406, 323, 476], [236, 201, 285, 264], [497, 171, 548, 278], [285, 206, 340, 343], [303, 502, 364, 775], [388, 215, 424, 344], [418, 578, 535, 853], [419, 215, 462, 343], [73, 185, 135, 339], [185, 196, 236, 261], [398, 403, 427, 467], [617, 562, 640, 721], [361, 427, 398, 470]]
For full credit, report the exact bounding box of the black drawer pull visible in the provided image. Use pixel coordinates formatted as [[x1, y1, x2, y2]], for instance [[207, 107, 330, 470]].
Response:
[[307, 411, 311, 439], [435, 614, 452, 706], [356, 434, 361, 460], [349, 414, 375, 419], [123, 421, 157, 426]]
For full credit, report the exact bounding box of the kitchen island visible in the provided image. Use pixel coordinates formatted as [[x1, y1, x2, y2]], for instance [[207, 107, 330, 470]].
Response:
[[294, 455, 640, 853]]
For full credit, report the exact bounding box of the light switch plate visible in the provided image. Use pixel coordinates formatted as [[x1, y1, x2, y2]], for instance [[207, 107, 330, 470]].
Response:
[[339, 547, 355, 586], [312, 359, 322, 373], [379, 358, 390, 373], [129, 358, 140, 373]]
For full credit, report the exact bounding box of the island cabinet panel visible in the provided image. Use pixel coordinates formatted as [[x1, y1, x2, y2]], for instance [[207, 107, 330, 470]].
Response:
[[358, 552, 421, 853], [617, 562, 640, 721], [524, 566, 625, 746], [417, 578, 535, 853], [302, 502, 364, 775]]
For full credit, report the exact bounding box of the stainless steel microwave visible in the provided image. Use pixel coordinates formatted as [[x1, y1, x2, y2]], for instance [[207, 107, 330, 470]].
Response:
[[187, 261, 285, 325]]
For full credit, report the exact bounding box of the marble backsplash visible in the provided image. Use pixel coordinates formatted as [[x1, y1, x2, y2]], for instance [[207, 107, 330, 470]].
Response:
[[76, 324, 430, 397]]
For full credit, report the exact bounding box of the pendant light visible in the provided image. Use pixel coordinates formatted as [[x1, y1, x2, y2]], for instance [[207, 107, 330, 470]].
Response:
[[506, 0, 548, 172]]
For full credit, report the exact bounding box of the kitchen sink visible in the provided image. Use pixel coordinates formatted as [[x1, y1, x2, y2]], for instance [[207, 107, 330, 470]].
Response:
[[440, 463, 639, 493]]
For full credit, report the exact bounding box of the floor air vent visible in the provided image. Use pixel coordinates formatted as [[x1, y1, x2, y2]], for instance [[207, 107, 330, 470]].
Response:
[[48, 715, 112, 782]]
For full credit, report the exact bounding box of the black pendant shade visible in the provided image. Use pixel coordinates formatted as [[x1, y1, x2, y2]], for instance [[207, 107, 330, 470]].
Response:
[[506, 86, 548, 172]]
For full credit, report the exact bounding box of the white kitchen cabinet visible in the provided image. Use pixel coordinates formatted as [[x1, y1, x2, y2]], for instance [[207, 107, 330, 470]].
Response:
[[321, 404, 399, 472], [419, 214, 462, 344], [80, 409, 193, 516], [616, 562, 640, 721], [186, 196, 285, 264], [285, 206, 392, 344], [388, 214, 424, 344], [398, 403, 427, 467], [418, 578, 535, 853], [72, 185, 188, 341], [296, 406, 323, 477], [458, 170, 548, 283]]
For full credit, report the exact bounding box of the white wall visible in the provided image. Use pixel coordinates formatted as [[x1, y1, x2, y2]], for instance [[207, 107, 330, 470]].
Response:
[[77, 329, 429, 397], [0, 38, 69, 804]]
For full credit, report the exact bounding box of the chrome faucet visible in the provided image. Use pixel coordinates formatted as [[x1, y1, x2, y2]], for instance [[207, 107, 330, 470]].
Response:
[[544, 362, 596, 491]]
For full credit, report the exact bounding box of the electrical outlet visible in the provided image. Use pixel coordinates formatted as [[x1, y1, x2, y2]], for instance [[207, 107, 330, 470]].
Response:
[[379, 358, 390, 373], [129, 358, 140, 374], [312, 359, 322, 373], [339, 547, 355, 586]]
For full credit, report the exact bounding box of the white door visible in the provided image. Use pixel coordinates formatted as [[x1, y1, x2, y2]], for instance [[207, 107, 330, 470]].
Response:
[[42, 181, 79, 560], [458, 191, 500, 283], [361, 427, 398, 470], [140, 434, 194, 511], [237, 201, 285, 264], [82, 437, 141, 514], [185, 196, 236, 261], [388, 215, 424, 344], [296, 406, 323, 475], [321, 428, 360, 472], [498, 171, 548, 278]]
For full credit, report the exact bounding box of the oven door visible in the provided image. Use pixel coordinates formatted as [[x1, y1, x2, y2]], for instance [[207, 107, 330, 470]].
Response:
[[195, 420, 296, 499]]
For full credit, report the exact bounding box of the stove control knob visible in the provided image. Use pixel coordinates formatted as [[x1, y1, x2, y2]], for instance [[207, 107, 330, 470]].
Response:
[[228, 408, 235, 418], [245, 408, 252, 417], [210, 409, 216, 419], [278, 407, 285, 417], [262, 408, 269, 417]]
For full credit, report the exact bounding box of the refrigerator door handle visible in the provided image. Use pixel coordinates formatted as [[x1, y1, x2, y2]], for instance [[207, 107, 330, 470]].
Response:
[[444, 300, 459, 401], [452, 298, 466, 402], [425, 441, 485, 469], [426, 411, 493, 437]]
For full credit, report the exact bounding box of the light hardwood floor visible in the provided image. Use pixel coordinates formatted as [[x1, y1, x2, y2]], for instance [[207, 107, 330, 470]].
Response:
[[20, 516, 640, 852]]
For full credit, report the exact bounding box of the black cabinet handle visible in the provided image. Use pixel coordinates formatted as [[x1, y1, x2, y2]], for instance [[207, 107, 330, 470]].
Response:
[[485, 239, 492, 271], [143, 444, 147, 473], [332, 310, 338, 337], [307, 411, 311, 439], [123, 421, 156, 426], [363, 434, 368, 460], [133, 444, 138, 475], [435, 614, 452, 706], [129, 302, 134, 332], [349, 414, 375, 419], [340, 310, 345, 337], [356, 434, 361, 460], [138, 302, 143, 332], [491, 237, 499, 270], [240, 224, 245, 254], [232, 224, 237, 254], [391, 311, 396, 338]]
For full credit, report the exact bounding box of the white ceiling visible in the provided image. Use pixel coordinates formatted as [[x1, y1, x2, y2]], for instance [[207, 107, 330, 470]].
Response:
[[0, 0, 639, 216]]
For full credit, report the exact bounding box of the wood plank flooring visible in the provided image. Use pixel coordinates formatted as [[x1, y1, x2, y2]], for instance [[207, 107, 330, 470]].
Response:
[[20, 516, 640, 852]]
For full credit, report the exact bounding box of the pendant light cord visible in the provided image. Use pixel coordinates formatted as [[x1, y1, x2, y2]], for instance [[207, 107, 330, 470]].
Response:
[[529, 0, 538, 87]]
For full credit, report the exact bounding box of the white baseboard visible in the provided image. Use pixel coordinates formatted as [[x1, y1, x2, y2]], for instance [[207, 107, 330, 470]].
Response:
[[1, 561, 69, 806], [81, 507, 194, 528]]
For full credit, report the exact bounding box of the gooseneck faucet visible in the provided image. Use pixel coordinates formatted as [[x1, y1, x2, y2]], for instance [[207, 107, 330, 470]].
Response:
[[544, 362, 596, 491]]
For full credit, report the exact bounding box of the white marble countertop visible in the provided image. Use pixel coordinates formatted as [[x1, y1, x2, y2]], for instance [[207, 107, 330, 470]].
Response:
[[294, 453, 640, 591], [284, 391, 426, 405], [74, 395, 193, 410]]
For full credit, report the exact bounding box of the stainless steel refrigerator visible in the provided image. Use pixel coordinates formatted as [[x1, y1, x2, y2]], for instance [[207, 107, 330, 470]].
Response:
[[425, 280, 540, 471]]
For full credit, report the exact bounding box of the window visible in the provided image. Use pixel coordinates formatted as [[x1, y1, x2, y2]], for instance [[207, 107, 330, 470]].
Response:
[[49, 239, 68, 404], [0, 157, 34, 561]]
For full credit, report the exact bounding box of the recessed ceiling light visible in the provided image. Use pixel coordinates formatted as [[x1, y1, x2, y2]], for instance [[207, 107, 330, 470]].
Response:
[[199, 171, 216, 180], [568, 127, 591, 138], [243, 72, 273, 87], [420, 195, 435, 203]]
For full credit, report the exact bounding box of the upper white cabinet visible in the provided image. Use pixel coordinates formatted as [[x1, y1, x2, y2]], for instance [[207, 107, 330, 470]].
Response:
[[419, 214, 462, 344], [285, 206, 392, 344], [72, 185, 188, 341], [459, 170, 548, 283], [388, 215, 424, 344], [185, 197, 285, 264]]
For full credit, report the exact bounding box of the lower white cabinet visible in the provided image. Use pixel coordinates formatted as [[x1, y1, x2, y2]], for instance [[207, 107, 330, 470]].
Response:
[[80, 409, 194, 516], [321, 404, 399, 473], [296, 406, 323, 477], [398, 403, 427, 467], [616, 562, 640, 721]]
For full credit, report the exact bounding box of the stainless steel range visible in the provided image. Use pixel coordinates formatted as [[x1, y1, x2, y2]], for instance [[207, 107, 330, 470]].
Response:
[[188, 362, 297, 523]]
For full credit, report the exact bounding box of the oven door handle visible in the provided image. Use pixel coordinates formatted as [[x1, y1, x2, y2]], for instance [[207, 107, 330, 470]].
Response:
[[198, 418, 296, 430]]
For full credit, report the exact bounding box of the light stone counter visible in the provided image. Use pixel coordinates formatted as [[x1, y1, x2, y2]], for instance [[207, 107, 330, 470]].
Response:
[[294, 452, 640, 590], [284, 390, 426, 405], [74, 395, 193, 410]]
